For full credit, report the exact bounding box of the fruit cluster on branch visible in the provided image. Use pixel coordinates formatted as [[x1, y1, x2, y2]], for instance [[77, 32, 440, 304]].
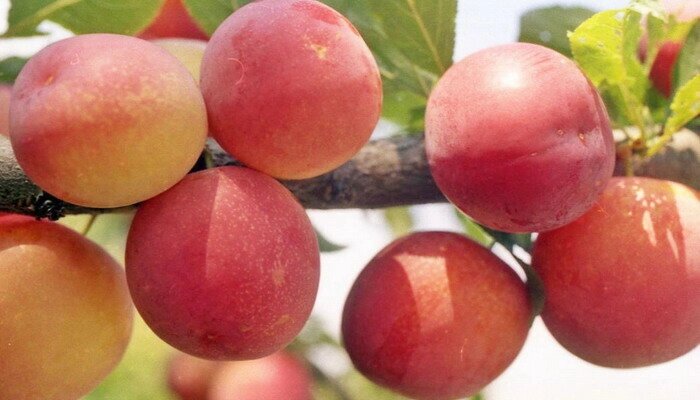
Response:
[[0, 130, 698, 218]]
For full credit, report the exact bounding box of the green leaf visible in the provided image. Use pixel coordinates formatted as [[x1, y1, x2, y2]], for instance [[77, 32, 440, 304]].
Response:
[[327, 0, 456, 128], [569, 9, 650, 128], [315, 228, 346, 252], [182, 0, 240, 36], [518, 6, 595, 57], [455, 211, 493, 248], [0, 57, 28, 84], [384, 207, 414, 238], [3, 0, 164, 38], [675, 21, 700, 90], [664, 74, 700, 136]]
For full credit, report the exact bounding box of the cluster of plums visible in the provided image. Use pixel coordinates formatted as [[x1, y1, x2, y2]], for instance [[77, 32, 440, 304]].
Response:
[[0, 0, 698, 399]]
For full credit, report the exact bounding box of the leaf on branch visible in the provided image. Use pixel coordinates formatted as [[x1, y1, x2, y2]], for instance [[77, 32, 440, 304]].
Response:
[[455, 211, 493, 248], [315, 228, 346, 252], [569, 9, 650, 128], [0, 57, 28, 84], [518, 6, 595, 57], [182, 0, 242, 36], [675, 21, 700, 91], [664, 75, 700, 137], [3, 0, 165, 38], [326, 0, 456, 130], [384, 206, 414, 238]]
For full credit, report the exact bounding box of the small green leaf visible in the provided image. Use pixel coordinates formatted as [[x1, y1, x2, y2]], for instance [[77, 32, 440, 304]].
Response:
[[327, 0, 456, 128], [182, 0, 240, 36], [518, 6, 595, 57], [675, 22, 700, 90], [455, 211, 493, 248], [0, 57, 28, 84], [384, 207, 414, 238], [315, 228, 346, 252], [569, 9, 650, 129], [3, 0, 164, 37], [664, 75, 700, 136]]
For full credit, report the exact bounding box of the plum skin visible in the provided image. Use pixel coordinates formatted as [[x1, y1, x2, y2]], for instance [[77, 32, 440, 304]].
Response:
[[425, 43, 614, 233], [126, 166, 320, 360], [200, 0, 382, 180], [0, 214, 133, 400], [10, 33, 207, 208], [342, 232, 531, 400], [532, 177, 700, 368], [0, 84, 9, 136]]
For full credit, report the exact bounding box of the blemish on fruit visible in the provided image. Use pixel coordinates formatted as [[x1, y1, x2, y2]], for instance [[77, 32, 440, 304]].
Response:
[[308, 43, 328, 60]]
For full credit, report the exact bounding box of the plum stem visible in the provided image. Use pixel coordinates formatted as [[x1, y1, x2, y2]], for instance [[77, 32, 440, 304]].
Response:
[[81, 214, 97, 236]]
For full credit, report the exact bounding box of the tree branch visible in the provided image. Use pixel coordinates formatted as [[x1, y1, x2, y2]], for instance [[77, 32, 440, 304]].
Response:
[[1, 129, 698, 219]]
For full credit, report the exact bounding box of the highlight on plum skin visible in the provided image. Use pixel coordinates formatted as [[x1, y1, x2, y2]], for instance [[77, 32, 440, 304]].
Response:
[[200, 0, 383, 180], [0, 214, 134, 400], [9, 33, 208, 208], [342, 231, 532, 400], [126, 166, 320, 361], [425, 43, 615, 233], [532, 177, 700, 368], [138, 0, 208, 40]]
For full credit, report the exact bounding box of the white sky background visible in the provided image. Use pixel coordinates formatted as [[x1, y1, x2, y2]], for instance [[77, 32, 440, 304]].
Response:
[[1, 0, 698, 399]]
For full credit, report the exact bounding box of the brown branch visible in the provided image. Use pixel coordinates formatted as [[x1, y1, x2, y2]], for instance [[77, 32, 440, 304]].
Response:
[[0, 129, 698, 219]]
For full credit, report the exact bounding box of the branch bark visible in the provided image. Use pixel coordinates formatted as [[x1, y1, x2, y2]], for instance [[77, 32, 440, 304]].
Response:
[[1, 129, 698, 219]]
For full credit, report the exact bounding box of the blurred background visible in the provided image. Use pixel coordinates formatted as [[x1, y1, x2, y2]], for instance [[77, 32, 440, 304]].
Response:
[[1, 0, 698, 399]]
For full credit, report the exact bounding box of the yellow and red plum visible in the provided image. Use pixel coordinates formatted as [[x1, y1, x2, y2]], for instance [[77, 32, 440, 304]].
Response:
[[426, 43, 614, 233], [0, 214, 133, 400], [200, 0, 382, 179], [10, 34, 207, 208], [126, 166, 320, 360], [138, 0, 208, 40], [208, 352, 312, 400], [342, 232, 531, 400], [532, 177, 700, 368]]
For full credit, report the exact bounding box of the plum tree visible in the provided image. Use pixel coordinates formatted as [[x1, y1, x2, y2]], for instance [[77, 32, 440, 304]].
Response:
[[138, 0, 208, 40], [167, 352, 220, 400], [126, 166, 320, 360], [9, 34, 207, 208], [532, 177, 699, 368], [208, 352, 312, 400], [152, 39, 207, 82], [342, 232, 531, 400], [200, 0, 382, 180], [0, 214, 133, 400], [426, 43, 615, 233], [0, 84, 9, 136]]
